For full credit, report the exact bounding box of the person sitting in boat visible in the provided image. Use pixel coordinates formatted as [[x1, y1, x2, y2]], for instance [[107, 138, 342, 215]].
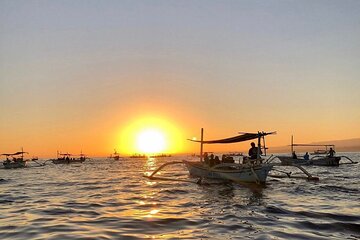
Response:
[[209, 154, 215, 167], [214, 156, 220, 165], [292, 151, 298, 159], [248, 142, 261, 159], [328, 148, 336, 157], [303, 152, 309, 160], [203, 152, 209, 165], [222, 154, 234, 163]]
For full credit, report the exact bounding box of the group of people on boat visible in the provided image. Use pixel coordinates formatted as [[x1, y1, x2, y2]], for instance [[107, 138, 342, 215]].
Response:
[[203, 142, 263, 167], [203, 152, 235, 167], [4, 157, 24, 164], [291, 147, 336, 160]]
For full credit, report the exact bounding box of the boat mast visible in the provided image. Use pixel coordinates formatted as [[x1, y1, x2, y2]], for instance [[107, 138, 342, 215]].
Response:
[[200, 128, 204, 162], [291, 135, 294, 154], [262, 134, 267, 156], [257, 131, 261, 158]]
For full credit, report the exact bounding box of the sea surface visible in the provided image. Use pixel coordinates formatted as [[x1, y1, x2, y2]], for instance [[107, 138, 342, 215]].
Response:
[[0, 153, 359, 239]]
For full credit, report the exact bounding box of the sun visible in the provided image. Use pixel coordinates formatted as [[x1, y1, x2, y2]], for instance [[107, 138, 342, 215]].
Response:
[[136, 129, 166, 154], [117, 116, 184, 155]]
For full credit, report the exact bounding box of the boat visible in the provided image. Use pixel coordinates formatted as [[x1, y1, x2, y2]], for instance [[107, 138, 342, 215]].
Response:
[[52, 152, 88, 164], [146, 129, 318, 184], [109, 149, 121, 160], [277, 136, 355, 166], [149, 153, 172, 158], [182, 130, 276, 184], [129, 154, 146, 159], [1, 149, 29, 169], [277, 155, 341, 166]]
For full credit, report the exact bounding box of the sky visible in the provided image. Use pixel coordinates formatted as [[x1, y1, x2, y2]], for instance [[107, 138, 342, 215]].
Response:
[[1, 0, 360, 157]]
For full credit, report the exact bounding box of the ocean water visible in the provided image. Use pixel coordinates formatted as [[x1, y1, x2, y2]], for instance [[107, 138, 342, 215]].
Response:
[[0, 153, 359, 239]]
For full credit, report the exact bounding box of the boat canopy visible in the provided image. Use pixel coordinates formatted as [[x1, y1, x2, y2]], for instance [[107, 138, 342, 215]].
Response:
[[291, 144, 334, 147], [188, 132, 275, 144], [1, 151, 28, 156]]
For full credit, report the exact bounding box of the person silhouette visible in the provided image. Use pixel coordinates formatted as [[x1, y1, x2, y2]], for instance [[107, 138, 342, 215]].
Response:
[[248, 142, 261, 159], [328, 148, 336, 157]]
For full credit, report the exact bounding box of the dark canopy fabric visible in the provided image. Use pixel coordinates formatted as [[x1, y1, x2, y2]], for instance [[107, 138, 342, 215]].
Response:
[[1, 151, 28, 156], [188, 132, 275, 144]]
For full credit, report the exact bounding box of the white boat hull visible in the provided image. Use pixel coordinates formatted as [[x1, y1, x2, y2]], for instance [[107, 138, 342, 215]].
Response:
[[183, 161, 273, 184]]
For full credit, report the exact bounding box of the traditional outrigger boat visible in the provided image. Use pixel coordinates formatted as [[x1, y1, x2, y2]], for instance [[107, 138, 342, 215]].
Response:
[[109, 149, 121, 160], [149, 153, 172, 158], [1, 149, 29, 169], [146, 129, 318, 184], [129, 154, 146, 159], [52, 152, 88, 164], [277, 136, 356, 166]]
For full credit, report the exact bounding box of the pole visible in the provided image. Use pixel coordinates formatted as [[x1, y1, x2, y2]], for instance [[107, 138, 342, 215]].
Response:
[[263, 134, 267, 156], [200, 128, 204, 162], [257, 132, 261, 159], [291, 135, 294, 154]]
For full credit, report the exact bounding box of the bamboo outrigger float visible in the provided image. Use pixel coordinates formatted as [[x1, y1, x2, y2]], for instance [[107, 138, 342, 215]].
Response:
[[145, 129, 319, 185]]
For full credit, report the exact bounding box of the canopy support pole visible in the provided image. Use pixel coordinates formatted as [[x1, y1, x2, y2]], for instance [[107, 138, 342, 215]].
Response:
[[200, 128, 204, 162]]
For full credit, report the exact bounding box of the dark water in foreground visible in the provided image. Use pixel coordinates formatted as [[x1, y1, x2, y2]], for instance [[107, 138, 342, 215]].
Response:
[[0, 153, 359, 239]]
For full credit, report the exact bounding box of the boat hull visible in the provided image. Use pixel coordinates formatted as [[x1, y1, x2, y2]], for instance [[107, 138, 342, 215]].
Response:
[[183, 161, 273, 183], [3, 161, 26, 169], [278, 156, 340, 166]]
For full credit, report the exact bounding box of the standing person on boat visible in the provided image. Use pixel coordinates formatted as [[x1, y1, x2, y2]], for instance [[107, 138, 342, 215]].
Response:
[[248, 142, 261, 159], [292, 151, 298, 159], [328, 148, 336, 157], [303, 152, 309, 160]]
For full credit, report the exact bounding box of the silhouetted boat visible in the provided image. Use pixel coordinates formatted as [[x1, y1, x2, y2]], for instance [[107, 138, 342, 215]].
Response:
[[109, 149, 121, 160], [146, 129, 319, 184], [276, 136, 356, 166], [149, 153, 172, 158], [129, 154, 146, 159], [1, 149, 29, 169], [277, 155, 341, 166], [52, 152, 88, 164], [183, 130, 276, 183]]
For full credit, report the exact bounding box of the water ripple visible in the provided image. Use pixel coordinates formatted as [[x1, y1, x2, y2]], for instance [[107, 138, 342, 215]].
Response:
[[0, 155, 359, 239]]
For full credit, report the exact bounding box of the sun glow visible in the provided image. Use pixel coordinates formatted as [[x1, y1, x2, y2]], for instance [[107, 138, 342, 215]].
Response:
[[118, 116, 184, 155], [136, 129, 166, 154]]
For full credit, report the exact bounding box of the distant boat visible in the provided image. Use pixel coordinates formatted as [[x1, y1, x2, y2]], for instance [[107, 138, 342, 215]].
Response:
[[129, 154, 146, 159], [149, 153, 172, 158], [277, 155, 341, 166], [52, 152, 88, 164], [109, 149, 121, 160], [276, 136, 354, 166], [1, 149, 29, 169]]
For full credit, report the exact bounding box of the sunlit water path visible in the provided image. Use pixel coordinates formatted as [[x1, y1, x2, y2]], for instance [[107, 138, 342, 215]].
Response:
[[1, 153, 359, 239]]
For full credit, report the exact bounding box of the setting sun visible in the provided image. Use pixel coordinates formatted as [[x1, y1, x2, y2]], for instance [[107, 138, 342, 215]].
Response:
[[117, 116, 184, 155], [136, 129, 166, 154]]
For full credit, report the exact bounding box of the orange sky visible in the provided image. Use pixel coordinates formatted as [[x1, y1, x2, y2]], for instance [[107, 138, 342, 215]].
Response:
[[1, 2, 360, 157]]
